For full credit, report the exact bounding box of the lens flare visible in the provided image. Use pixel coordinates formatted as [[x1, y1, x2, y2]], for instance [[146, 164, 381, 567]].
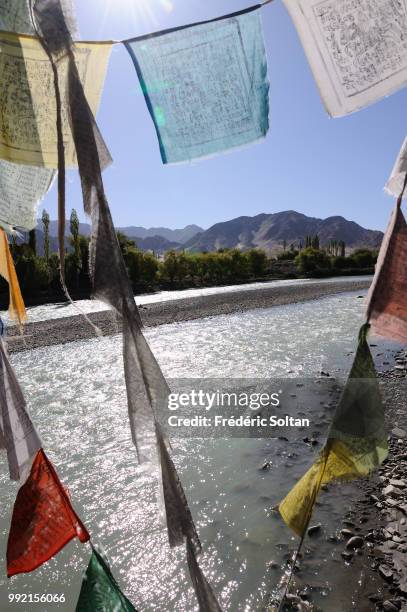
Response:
[[160, 0, 174, 12]]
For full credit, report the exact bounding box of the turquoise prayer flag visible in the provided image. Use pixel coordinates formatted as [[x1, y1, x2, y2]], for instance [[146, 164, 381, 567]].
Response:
[[125, 6, 269, 164]]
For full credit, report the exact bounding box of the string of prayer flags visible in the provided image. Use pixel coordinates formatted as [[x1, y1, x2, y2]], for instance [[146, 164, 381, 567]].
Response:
[[279, 324, 387, 536], [125, 6, 269, 164], [385, 137, 407, 199], [7, 448, 90, 577], [283, 0, 407, 117], [0, 161, 55, 231], [0, 338, 41, 481], [0, 228, 26, 325], [0, 30, 112, 168], [76, 546, 137, 612], [366, 201, 407, 344]]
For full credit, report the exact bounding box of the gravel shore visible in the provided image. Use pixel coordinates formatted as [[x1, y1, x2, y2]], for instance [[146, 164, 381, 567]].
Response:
[[6, 279, 371, 354], [271, 351, 407, 612]]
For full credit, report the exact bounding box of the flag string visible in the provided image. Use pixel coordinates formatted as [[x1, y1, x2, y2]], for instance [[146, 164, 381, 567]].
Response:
[[0, 0, 275, 46]]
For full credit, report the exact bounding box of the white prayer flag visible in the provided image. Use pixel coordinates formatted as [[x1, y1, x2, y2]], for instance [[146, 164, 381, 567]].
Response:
[[0, 161, 55, 230], [385, 137, 407, 199], [0, 339, 42, 481], [283, 0, 407, 117]]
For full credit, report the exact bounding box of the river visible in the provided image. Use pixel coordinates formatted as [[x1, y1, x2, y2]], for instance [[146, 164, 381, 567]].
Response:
[[0, 281, 400, 611]]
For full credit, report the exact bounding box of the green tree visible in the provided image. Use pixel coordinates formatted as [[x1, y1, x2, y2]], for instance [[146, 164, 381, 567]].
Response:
[[349, 248, 377, 268], [245, 249, 268, 277], [311, 235, 320, 249], [116, 231, 136, 254], [70, 209, 80, 261], [42, 209, 50, 264], [28, 229, 37, 256], [161, 250, 179, 285], [69, 209, 82, 290], [295, 247, 331, 275]]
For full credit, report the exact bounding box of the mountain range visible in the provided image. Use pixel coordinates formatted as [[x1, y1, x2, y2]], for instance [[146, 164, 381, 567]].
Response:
[[182, 211, 383, 253], [32, 211, 383, 255]]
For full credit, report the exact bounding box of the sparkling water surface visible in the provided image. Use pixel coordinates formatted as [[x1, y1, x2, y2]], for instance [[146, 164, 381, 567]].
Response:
[[0, 288, 397, 612], [1, 275, 372, 325]]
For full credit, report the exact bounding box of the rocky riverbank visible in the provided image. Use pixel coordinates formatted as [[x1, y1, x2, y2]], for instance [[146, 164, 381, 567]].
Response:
[[5, 279, 371, 354], [352, 351, 407, 612], [271, 349, 407, 612]]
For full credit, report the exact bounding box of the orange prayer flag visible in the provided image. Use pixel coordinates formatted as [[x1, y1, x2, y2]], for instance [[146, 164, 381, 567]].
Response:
[[366, 203, 407, 343], [0, 229, 26, 325], [7, 449, 89, 577]]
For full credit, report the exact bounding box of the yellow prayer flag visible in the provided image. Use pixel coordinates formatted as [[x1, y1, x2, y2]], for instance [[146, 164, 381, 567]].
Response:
[[0, 228, 26, 325], [278, 439, 379, 537], [0, 31, 112, 168], [279, 325, 387, 537]]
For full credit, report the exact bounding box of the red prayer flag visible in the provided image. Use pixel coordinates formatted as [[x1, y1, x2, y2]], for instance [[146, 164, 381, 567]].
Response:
[[7, 449, 89, 577], [366, 204, 407, 344]]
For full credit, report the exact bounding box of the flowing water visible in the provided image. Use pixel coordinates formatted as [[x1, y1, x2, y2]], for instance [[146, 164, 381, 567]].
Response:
[[1, 275, 371, 325], [0, 288, 399, 612]]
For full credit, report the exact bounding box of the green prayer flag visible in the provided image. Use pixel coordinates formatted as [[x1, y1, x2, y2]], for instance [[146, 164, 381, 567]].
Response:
[[76, 548, 137, 612]]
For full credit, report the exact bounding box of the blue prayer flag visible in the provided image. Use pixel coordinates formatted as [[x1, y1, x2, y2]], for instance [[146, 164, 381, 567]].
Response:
[[125, 6, 269, 164]]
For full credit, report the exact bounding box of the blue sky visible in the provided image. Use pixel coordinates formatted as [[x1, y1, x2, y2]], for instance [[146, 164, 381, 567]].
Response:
[[41, 0, 407, 231]]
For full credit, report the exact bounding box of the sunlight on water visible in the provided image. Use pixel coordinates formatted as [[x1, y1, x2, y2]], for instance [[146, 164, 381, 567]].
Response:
[[0, 291, 396, 611], [1, 276, 372, 325]]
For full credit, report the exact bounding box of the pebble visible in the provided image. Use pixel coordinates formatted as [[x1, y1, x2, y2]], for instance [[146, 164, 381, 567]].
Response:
[[346, 536, 364, 550], [384, 485, 403, 497], [383, 601, 400, 612], [340, 528, 354, 538], [307, 524, 322, 537], [379, 565, 394, 581], [390, 479, 406, 488]]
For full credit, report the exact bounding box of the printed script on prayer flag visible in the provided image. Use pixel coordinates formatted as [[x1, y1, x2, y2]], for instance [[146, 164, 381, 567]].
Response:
[[0, 161, 55, 230], [126, 7, 269, 164], [0, 32, 112, 168], [283, 0, 407, 117]]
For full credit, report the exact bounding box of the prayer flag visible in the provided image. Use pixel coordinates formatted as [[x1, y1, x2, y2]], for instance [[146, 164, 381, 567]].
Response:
[[156, 424, 201, 553], [125, 6, 269, 164], [76, 547, 137, 612], [186, 538, 223, 612], [279, 324, 387, 536], [385, 137, 407, 199], [283, 0, 407, 117], [0, 161, 55, 231], [0, 31, 112, 168], [366, 203, 407, 343], [7, 448, 89, 577], [0, 338, 41, 481], [0, 228, 26, 324], [0, 0, 78, 36]]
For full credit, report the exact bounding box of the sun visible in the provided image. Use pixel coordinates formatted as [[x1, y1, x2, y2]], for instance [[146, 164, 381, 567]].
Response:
[[101, 0, 175, 33]]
